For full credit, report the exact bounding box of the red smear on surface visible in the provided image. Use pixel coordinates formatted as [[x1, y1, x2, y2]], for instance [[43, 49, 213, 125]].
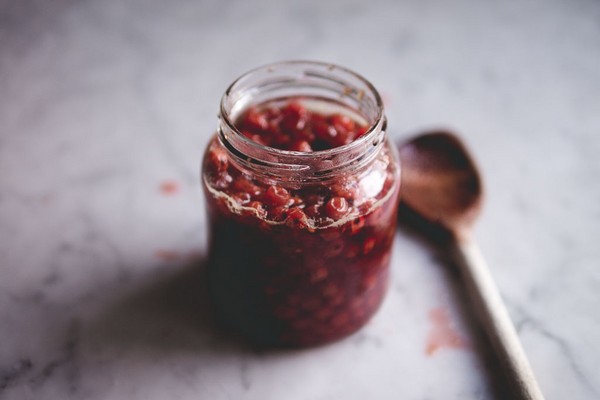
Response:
[[154, 249, 204, 263], [154, 250, 181, 261], [425, 307, 467, 356], [159, 180, 180, 195]]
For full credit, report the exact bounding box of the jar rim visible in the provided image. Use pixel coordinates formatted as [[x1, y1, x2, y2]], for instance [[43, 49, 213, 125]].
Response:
[[218, 60, 386, 182]]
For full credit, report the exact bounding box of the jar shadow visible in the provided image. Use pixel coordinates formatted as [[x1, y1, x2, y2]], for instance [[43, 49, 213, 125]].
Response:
[[397, 203, 513, 400], [85, 258, 262, 359]]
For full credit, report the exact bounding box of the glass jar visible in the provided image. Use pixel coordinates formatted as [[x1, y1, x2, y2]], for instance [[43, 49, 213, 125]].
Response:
[[201, 61, 401, 347]]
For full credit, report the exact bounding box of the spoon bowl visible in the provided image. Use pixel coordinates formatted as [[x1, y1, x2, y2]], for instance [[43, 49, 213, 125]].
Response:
[[399, 131, 482, 238]]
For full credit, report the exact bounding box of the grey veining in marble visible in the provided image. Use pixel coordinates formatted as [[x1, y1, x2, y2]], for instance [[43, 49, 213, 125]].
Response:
[[1, 0, 599, 399]]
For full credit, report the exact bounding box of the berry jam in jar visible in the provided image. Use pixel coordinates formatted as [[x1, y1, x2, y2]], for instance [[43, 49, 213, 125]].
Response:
[[202, 61, 401, 347]]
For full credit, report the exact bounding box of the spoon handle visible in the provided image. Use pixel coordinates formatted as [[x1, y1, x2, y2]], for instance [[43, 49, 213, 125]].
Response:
[[454, 238, 545, 400]]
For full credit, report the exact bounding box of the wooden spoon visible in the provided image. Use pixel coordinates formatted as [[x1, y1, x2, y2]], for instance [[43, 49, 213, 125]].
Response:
[[398, 131, 545, 400]]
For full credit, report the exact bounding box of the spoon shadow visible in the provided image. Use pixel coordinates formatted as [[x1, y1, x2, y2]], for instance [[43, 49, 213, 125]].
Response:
[[398, 203, 512, 399]]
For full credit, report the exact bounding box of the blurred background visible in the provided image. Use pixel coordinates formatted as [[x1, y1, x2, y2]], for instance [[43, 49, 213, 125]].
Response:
[[1, 0, 599, 399]]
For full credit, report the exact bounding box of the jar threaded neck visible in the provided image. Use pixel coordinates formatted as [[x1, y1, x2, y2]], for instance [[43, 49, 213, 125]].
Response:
[[217, 61, 386, 184]]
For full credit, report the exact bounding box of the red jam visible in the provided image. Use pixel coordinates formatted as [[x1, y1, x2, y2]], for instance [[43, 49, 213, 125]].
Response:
[[202, 99, 400, 347], [235, 101, 369, 152]]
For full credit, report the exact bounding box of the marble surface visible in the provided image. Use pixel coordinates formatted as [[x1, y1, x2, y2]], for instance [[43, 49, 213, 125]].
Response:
[[1, 0, 599, 398]]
